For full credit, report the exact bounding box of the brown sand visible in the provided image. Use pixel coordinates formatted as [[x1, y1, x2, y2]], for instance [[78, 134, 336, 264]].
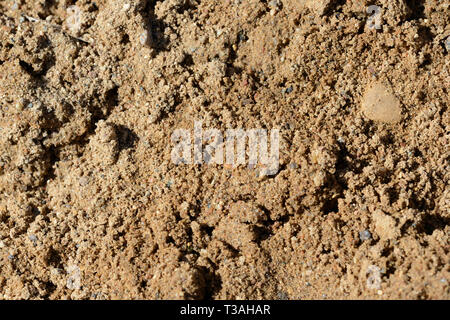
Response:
[[0, 0, 448, 299]]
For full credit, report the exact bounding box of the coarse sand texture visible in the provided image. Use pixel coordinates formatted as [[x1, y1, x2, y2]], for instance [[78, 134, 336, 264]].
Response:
[[0, 0, 448, 299]]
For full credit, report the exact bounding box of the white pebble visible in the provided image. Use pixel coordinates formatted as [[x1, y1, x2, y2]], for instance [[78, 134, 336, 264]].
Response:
[[66, 5, 82, 34], [140, 30, 151, 46]]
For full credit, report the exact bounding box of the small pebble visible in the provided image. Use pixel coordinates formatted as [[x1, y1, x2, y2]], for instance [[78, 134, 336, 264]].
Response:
[[359, 230, 372, 241], [269, 0, 279, 7], [66, 5, 82, 34], [79, 176, 89, 186], [289, 163, 298, 169], [277, 292, 289, 300], [16, 98, 25, 111], [362, 82, 402, 123], [140, 30, 151, 47]]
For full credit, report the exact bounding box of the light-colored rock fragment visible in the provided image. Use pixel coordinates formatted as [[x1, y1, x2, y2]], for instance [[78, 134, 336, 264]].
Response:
[[305, 0, 339, 15], [283, 0, 339, 16], [88, 120, 119, 165], [66, 5, 83, 35], [372, 210, 399, 240], [362, 82, 402, 123], [379, 0, 411, 26]]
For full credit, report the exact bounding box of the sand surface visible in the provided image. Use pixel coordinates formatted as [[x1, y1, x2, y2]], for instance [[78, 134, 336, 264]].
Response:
[[0, 0, 448, 299]]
